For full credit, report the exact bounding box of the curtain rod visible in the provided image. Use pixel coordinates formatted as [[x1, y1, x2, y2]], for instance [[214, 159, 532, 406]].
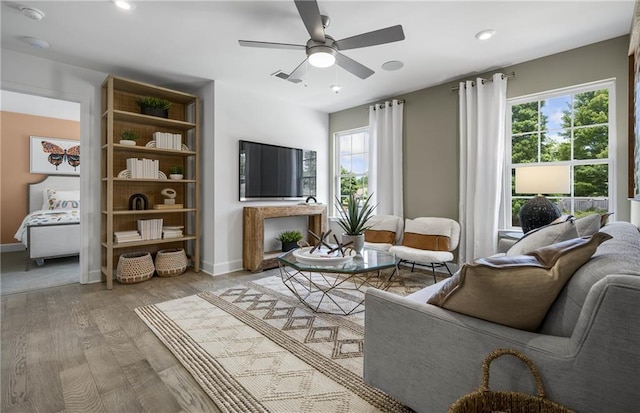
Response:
[[369, 99, 406, 111], [450, 71, 515, 92]]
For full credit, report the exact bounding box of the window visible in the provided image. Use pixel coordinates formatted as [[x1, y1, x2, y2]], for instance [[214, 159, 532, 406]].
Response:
[[505, 80, 614, 228], [333, 127, 370, 213]]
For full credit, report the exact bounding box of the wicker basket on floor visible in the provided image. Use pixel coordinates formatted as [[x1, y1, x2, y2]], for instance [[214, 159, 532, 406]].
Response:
[[155, 248, 187, 277], [116, 252, 154, 284], [449, 348, 575, 413]]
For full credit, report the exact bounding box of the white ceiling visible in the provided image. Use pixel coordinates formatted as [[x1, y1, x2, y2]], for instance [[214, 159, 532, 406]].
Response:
[[1, 1, 635, 113], [1, 90, 80, 120]]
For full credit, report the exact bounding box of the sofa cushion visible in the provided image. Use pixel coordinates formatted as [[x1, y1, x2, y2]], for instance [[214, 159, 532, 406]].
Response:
[[427, 233, 612, 331], [507, 219, 578, 256]]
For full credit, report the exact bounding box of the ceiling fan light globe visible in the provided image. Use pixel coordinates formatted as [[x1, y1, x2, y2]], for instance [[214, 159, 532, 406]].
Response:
[[308, 47, 336, 68]]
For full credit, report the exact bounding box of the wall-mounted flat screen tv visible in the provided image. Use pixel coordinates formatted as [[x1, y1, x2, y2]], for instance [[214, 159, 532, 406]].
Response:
[[239, 140, 316, 201]]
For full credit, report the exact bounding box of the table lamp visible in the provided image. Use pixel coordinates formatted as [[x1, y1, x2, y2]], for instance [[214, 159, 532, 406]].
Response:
[[515, 165, 570, 233]]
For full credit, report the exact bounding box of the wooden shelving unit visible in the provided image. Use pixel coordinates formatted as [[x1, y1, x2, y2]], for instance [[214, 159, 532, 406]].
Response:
[[101, 75, 200, 289]]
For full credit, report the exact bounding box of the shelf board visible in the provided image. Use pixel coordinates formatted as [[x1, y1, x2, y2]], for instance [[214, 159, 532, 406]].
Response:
[[102, 208, 196, 215], [105, 109, 196, 130], [109, 76, 197, 104], [102, 235, 196, 249], [102, 177, 196, 183], [102, 143, 196, 156]]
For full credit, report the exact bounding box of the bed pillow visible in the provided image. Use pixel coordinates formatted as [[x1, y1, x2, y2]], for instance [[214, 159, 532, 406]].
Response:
[[506, 219, 578, 256], [46, 189, 80, 210], [427, 232, 612, 331]]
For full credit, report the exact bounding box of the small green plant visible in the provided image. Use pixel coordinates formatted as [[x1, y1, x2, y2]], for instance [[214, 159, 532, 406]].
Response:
[[120, 130, 138, 141], [276, 230, 303, 243], [135, 96, 172, 110], [335, 192, 377, 235], [169, 165, 183, 174]]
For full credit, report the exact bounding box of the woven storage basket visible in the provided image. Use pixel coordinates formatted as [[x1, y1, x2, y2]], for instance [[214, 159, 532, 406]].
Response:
[[449, 349, 575, 413], [116, 252, 154, 284], [155, 248, 187, 277]]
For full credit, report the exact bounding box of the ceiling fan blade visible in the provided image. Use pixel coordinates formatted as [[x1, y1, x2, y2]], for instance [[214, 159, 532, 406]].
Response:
[[335, 52, 374, 79], [238, 40, 306, 50], [274, 71, 303, 84], [287, 58, 308, 82], [335, 25, 405, 51], [294, 0, 325, 42]]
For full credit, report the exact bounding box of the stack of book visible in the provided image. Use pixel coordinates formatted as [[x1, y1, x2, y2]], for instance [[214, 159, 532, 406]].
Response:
[[114, 230, 142, 244], [137, 218, 163, 240], [162, 226, 184, 239], [153, 132, 183, 150], [126, 158, 159, 179]]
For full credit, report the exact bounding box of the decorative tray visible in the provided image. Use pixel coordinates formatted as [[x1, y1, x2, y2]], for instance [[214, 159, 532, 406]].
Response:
[[292, 247, 353, 265]]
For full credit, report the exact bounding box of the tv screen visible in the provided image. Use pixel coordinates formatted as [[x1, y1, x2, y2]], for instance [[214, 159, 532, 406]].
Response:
[[239, 140, 316, 201]]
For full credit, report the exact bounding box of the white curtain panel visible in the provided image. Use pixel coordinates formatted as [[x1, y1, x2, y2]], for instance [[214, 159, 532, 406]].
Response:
[[458, 73, 508, 263], [368, 100, 404, 217]]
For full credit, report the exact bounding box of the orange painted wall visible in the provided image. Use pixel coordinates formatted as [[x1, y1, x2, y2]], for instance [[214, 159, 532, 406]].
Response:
[[1, 111, 80, 244]]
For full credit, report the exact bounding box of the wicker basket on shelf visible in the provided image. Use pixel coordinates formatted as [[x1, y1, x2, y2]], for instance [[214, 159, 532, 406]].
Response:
[[155, 248, 188, 277], [116, 252, 154, 284], [449, 348, 574, 413]]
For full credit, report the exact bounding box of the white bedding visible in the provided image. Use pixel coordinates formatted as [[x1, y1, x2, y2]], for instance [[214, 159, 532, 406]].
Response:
[[14, 209, 80, 245]]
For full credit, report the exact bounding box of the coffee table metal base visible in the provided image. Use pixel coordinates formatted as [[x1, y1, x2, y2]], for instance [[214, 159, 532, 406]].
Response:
[[278, 263, 398, 315]]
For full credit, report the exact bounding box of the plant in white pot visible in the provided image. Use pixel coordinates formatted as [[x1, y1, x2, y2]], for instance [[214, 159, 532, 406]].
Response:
[[169, 165, 183, 180], [335, 192, 376, 254], [119, 130, 138, 146]]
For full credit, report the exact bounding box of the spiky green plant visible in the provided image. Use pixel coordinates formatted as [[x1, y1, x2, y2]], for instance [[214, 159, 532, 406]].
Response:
[[335, 193, 377, 235], [120, 130, 138, 141], [135, 96, 172, 110], [276, 230, 303, 243]]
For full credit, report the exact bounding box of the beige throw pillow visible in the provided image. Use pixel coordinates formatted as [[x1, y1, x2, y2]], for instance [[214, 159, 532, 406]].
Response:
[[507, 219, 578, 256], [427, 232, 612, 331]]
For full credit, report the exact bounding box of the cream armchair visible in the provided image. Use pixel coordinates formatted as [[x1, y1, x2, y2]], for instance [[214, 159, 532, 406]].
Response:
[[389, 217, 460, 282], [363, 215, 404, 252]]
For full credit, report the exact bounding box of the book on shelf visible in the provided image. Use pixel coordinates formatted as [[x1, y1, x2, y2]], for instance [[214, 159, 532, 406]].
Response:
[[126, 158, 159, 179], [114, 230, 142, 243], [153, 203, 184, 209], [137, 218, 163, 240], [152, 132, 183, 150]]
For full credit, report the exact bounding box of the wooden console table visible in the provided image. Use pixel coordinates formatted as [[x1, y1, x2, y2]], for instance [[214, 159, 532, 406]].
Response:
[[243, 204, 327, 272]]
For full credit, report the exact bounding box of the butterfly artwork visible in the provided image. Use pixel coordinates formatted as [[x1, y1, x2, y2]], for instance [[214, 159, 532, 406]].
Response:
[[41, 141, 80, 170], [30, 136, 81, 175]]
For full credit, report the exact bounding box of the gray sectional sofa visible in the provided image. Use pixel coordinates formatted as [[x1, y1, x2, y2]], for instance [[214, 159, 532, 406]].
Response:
[[364, 221, 640, 413]]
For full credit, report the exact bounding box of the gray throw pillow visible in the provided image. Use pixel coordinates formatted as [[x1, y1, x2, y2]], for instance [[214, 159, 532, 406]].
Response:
[[507, 219, 578, 256], [574, 213, 603, 236]]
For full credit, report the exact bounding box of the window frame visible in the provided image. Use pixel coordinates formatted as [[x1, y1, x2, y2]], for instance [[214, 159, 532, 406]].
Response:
[[502, 79, 616, 230], [331, 126, 370, 217]]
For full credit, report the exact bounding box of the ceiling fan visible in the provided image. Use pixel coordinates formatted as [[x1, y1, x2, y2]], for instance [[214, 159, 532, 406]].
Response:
[[238, 0, 405, 82]]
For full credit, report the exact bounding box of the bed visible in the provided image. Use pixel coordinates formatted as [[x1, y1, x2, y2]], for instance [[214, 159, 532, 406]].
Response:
[[14, 176, 80, 269]]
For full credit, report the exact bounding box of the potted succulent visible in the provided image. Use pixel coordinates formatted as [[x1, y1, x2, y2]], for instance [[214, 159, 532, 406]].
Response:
[[277, 230, 303, 252], [335, 191, 376, 253], [119, 130, 139, 146], [136, 96, 172, 118], [169, 165, 183, 180]]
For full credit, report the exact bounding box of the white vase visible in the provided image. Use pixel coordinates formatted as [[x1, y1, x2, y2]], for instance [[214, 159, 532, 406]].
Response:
[[169, 174, 183, 180], [342, 233, 365, 254], [119, 140, 136, 146]]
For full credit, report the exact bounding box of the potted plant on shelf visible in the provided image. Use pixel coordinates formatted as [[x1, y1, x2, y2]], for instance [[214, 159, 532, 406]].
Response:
[[136, 96, 172, 118], [335, 191, 376, 254], [119, 130, 139, 146], [277, 230, 303, 252], [169, 166, 183, 180]]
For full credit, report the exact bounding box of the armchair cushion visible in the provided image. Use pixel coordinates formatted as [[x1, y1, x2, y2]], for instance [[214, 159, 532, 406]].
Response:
[[427, 232, 612, 331]]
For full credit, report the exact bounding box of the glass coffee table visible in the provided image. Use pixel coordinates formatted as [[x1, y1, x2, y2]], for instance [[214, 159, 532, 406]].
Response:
[[277, 247, 399, 315]]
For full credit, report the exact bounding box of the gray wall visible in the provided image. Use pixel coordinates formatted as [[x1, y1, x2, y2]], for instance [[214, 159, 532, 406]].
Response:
[[329, 35, 631, 223]]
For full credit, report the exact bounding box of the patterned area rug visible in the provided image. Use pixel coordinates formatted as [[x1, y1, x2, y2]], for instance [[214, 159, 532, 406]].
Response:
[[135, 268, 434, 412]]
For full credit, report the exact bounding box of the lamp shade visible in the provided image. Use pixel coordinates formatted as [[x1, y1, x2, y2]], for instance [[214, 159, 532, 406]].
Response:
[[515, 165, 570, 195]]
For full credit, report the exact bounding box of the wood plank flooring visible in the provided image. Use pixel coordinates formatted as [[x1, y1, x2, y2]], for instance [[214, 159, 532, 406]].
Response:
[[1, 270, 271, 413]]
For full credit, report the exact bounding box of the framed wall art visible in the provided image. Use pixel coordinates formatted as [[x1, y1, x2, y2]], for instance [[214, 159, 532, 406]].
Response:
[[630, 4, 640, 200], [30, 136, 80, 175]]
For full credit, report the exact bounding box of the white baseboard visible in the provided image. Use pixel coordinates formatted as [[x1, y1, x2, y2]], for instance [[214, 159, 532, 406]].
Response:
[[85, 268, 103, 284], [1, 243, 25, 253], [213, 259, 243, 276]]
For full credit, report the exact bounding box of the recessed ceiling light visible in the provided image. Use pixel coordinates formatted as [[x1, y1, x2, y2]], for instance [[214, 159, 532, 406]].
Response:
[[20, 6, 45, 21], [381, 60, 404, 71], [114, 1, 133, 10], [475, 29, 496, 41], [330, 84, 342, 93], [20, 36, 50, 49]]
